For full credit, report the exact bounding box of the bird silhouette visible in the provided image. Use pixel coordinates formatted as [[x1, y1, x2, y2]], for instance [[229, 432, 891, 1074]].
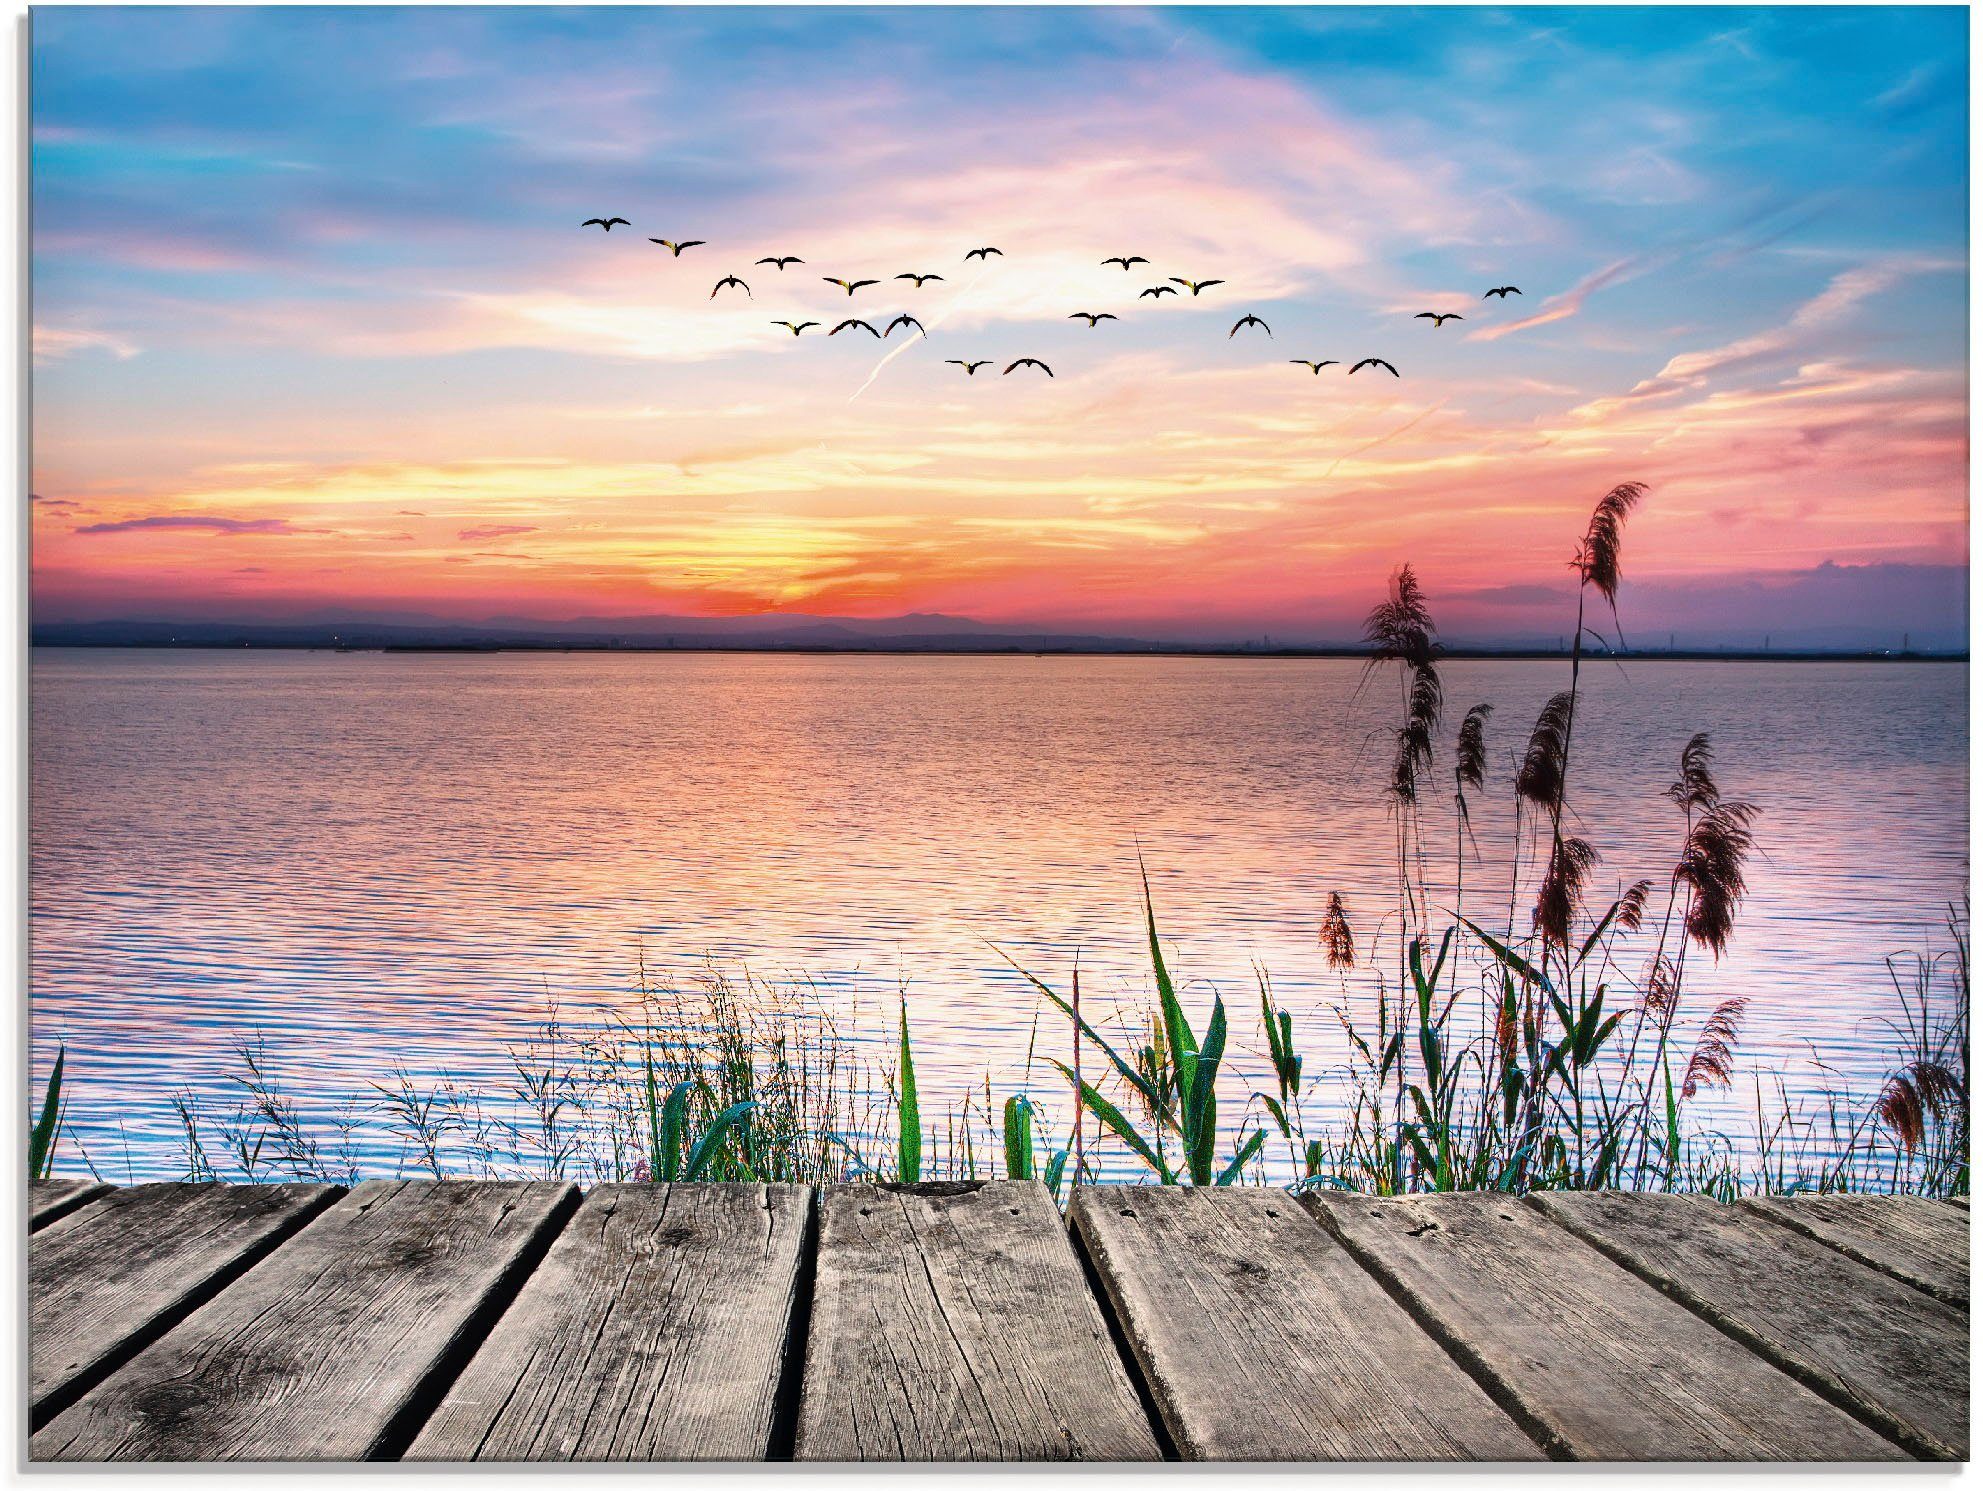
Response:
[[1350, 358, 1399, 377], [773, 320, 819, 336], [1102, 255, 1149, 270], [1138, 284, 1179, 299], [946, 359, 993, 375], [1068, 312, 1118, 327], [583, 217, 630, 231], [1169, 277, 1225, 296], [711, 275, 751, 300], [824, 277, 879, 296], [829, 318, 880, 337], [757, 255, 804, 269], [896, 272, 945, 287], [964, 247, 1004, 261], [650, 238, 705, 255], [1290, 359, 1340, 374], [884, 314, 926, 338], [1415, 312, 1463, 327], [1483, 285, 1522, 299], [1003, 358, 1052, 377], [1230, 314, 1271, 338]]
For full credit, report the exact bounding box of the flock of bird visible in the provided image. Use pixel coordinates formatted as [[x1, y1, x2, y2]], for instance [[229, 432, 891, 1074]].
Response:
[[579, 216, 1524, 381]]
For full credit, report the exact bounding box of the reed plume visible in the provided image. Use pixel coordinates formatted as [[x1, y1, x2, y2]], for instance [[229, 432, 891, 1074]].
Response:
[[1675, 799, 1759, 957], [1456, 703, 1491, 792], [1874, 1059, 1965, 1153], [1533, 834, 1599, 948], [1666, 732, 1720, 814], [1617, 878, 1653, 932], [1515, 691, 1575, 811], [1680, 997, 1747, 1099], [1320, 892, 1356, 969], [1575, 481, 1646, 613], [1365, 566, 1444, 807], [1362, 563, 1438, 670], [1642, 953, 1679, 1025], [1388, 666, 1442, 805]]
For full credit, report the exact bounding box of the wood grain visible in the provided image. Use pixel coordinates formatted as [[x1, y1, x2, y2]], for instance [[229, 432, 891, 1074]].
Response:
[[1533, 1191, 1963, 1459], [407, 1184, 811, 1461], [32, 1181, 340, 1423], [1309, 1192, 1906, 1461], [32, 1180, 576, 1461], [1742, 1194, 1968, 1308], [795, 1181, 1159, 1462], [1071, 1186, 1541, 1460], [31, 1178, 109, 1230]]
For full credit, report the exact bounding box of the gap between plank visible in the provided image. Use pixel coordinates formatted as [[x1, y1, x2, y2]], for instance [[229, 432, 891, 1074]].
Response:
[[368, 1184, 585, 1461], [1301, 1198, 1572, 1462], [1062, 1197, 1182, 1462], [764, 1186, 821, 1461], [1519, 1196, 1937, 1461], [30, 1184, 349, 1433]]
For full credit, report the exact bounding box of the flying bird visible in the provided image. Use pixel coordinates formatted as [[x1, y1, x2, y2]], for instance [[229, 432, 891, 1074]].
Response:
[[964, 246, 1004, 261], [1102, 255, 1149, 270], [830, 318, 880, 337], [1068, 312, 1118, 327], [824, 277, 879, 296], [1169, 277, 1225, 296], [1350, 358, 1399, 377], [710, 275, 751, 299], [946, 359, 993, 375], [1004, 358, 1052, 377], [884, 314, 926, 338], [772, 320, 819, 336], [1289, 359, 1340, 374], [583, 217, 630, 231], [1138, 284, 1179, 299], [1414, 312, 1463, 327], [757, 255, 804, 269], [1230, 314, 1271, 338], [896, 272, 945, 287], [1483, 285, 1522, 298], [650, 238, 705, 255]]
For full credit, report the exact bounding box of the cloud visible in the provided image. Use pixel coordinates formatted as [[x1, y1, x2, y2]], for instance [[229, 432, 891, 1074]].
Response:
[[456, 523, 537, 541], [1566, 259, 1932, 422], [34, 326, 139, 364], [1467, 257, 1640, 342], [75, 514, 311, 535]]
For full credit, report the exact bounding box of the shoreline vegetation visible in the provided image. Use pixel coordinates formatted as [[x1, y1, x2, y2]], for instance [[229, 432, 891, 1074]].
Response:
[[31, 482, 1971, 1199]]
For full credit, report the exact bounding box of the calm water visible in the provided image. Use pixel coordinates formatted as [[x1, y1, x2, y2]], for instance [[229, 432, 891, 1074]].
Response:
[[30, 648, 1968, 1180]]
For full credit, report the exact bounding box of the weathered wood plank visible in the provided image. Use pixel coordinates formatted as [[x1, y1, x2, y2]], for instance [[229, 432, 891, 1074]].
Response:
[[31, 1178, 110, 1230], [407, 1184, 811, 1461], [1309, 1193, 1905, 1461], [32, 1180, 576, 1462], [795, 1181, 1159, 1462], [1742, 1195, 1968, 1308], [32, 1182, 341, 1424], [1947, 1197, 1969, 1210], [1532, 1191, 1965, 1459], [1070, 1187, 1541, 1461]]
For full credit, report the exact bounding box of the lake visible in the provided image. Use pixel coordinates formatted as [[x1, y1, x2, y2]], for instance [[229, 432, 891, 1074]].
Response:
[[29, 648, 1968, 1182]]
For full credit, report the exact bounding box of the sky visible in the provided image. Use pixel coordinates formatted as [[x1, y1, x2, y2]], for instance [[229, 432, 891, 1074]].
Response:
[[30, 5, 1971, 647]]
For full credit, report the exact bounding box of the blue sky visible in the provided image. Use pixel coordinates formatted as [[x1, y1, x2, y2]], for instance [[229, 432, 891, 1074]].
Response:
[[31, 6, 1970, 645]]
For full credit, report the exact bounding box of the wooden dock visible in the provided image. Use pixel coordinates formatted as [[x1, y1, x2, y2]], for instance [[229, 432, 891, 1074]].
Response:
[[27, 1178, 1968, 1463]]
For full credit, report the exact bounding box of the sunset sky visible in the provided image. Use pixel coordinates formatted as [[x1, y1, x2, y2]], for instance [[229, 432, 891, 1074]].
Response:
[[31, 6, 1970, 646]]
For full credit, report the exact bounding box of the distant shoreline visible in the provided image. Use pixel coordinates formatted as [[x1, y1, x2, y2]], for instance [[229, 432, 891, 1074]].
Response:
[[28, 640, 1968, 663]]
